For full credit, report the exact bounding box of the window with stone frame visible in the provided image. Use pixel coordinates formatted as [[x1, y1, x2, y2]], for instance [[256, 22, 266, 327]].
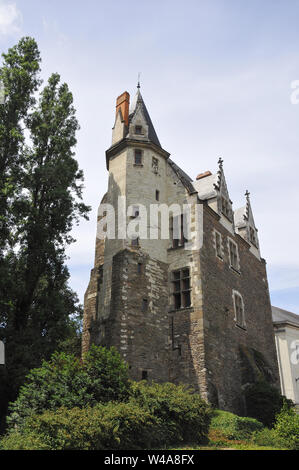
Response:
[[170, 214, 187, 249], [233, 291, 246, 329], [214, 230, 223, 259], [228, 238, 240, 271], [249, 226, 258, 247], [134, 149, 143, 165], [135, 125, 143, 135], [221, 196, 232, 221], [172, 268, 191, 310]]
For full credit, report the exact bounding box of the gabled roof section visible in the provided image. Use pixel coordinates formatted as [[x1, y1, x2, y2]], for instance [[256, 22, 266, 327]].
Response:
[[167, 159, 196, 194], [234, 191, 257, 230], [272, 306, 299, 327], [128, 88, 161, 147], [192, 158, 232, 202]]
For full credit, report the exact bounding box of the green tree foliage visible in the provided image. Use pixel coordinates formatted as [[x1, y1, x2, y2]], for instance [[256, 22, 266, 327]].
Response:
[[0, 37, 90, 425], [244, 381, 293, 427], [7, 346, 130, 429]]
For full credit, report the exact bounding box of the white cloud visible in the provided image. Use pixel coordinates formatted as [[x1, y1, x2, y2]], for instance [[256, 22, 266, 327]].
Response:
[[0, 1, 22, 35]]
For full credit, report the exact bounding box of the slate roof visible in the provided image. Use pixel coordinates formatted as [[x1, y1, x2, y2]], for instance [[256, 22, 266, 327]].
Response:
[[128, 89, 161, 148], [272, 306, 299, 328]]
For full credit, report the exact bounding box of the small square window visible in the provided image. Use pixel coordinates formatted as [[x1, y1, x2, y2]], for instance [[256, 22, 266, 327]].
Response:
[[135, 125, 142, 135]]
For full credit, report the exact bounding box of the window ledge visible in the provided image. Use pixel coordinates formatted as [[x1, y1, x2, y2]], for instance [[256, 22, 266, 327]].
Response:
[[235, 323, 247, 332], [229, 266, 241, 275], [167, 244, 186, 251], [134, 163, 143, 167], [168, 306, 194, 313]]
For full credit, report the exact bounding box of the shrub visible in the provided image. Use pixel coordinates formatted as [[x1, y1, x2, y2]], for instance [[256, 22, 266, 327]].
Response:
[[7, 345, 129, 429], [251, 427, 288, 449], [274, 405, 299, 450], [129, 381, 211, 445], [244, 381, 288, 427], [210, 410, 263, 440], [1, 403, 163, 450], [0, 432, 50, 450]]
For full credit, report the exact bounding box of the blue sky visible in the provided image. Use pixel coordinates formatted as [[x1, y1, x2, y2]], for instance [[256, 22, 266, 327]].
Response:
[[1, 0, 299, 313]]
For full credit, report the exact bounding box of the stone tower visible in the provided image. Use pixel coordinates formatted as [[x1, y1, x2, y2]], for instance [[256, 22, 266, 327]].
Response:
[[83, 86, 280, 414]]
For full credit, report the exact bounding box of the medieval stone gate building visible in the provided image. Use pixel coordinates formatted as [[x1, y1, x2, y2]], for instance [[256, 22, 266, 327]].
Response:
[[82, 86, 279, 415]]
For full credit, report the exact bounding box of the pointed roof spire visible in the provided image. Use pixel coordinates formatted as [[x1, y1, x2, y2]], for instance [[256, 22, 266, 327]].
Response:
[[129, 86, 161, 147], [137, 72, 141, 89]]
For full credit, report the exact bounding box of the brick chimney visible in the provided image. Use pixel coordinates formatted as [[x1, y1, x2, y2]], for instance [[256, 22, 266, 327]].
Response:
[[116, 92, 130, 127], [196, 171, 212, 181]]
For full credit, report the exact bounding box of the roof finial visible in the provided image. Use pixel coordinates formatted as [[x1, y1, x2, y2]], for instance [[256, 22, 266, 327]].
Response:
[[218, 157, 224, 170], [137, 72, 141, 89], [245, 190, 250, 201]]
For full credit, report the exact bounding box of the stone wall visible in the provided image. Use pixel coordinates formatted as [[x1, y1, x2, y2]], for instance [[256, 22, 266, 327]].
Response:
[[200, 203, 280, 414]]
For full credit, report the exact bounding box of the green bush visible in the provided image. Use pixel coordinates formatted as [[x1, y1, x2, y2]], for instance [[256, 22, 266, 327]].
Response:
[[0, 432, 50, 450], [0, 403, 163, 450], [7, 345, 129, 429], [210, 410, 263, 440], [251, 427, 288, 449], [244, 381, 288, 427], [274, 405, 299, 450], [129, 381, 211, 445]]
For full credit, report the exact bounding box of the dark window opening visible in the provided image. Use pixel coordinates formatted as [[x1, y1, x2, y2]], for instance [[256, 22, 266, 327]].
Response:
[[134, 149, 142, 165], [170, 214, 188, 248], [142, 370, 148, 380], [138, 263, 142, 274], [135, 125, 142, 135], [172, 268, 191, 310], [156, 190, 160, 201], [142, 298, 148, 312]]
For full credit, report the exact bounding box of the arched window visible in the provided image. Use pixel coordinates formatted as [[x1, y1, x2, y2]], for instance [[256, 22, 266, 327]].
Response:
[[233, 290, 246, 329]]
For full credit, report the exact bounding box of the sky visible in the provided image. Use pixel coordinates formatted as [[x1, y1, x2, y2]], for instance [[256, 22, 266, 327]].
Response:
[[0, 0, 299, 313]]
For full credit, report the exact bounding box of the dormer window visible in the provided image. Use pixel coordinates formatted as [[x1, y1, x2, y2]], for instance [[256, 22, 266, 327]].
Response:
[[221, 197, 232, 221], [249, 226, 258, 247], [135, 125, 142, 135], [134, 149, 142, 165]]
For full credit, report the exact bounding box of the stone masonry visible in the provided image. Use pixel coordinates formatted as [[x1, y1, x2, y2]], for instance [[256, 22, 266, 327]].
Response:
[[82, 87, 280, 415]]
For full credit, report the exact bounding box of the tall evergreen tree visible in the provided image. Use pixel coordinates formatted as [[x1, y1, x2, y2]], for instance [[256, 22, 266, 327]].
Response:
[[0, 38, 90, 426]]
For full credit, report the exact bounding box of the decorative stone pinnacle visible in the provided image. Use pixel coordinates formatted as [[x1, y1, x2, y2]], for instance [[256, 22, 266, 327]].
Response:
[[245, 190, 250, 200], [218, 157, 224, 170]]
